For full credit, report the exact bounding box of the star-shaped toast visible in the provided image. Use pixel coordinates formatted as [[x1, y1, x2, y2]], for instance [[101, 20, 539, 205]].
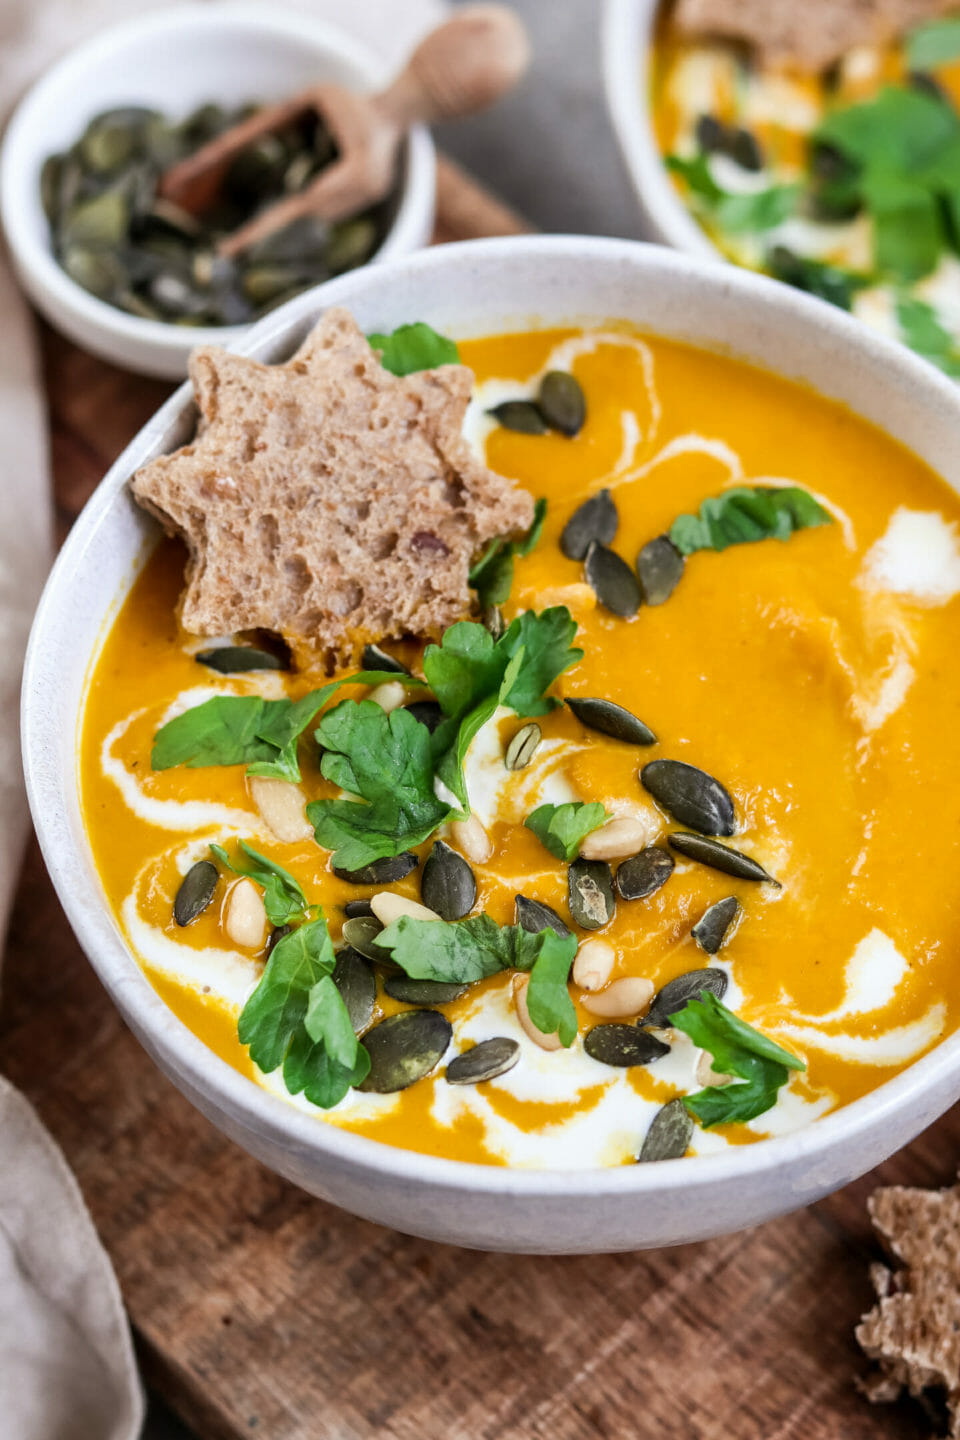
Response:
[[857, 1175, 960, 1433], [131, 307, 534, 666]]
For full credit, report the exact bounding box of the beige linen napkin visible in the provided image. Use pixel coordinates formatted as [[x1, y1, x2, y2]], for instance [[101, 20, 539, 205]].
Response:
[[0, 2, 441, 1438]]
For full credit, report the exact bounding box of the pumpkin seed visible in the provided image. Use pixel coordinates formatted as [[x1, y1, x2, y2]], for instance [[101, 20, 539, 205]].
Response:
[[568, 859, 615, 930], [695, 113, 727, 154], [668, 833, 779, 885], [405, 700, 444, 733], [333, 948, 376, 1033], [645, 967, 728, 1028], [333, 852, 419, 886], [560, 489, 618, 561], [79, 117, 138, 174], [195, 645, 286, 673], [692, 896, 740, 954], [641, 759, 736, 837], [358, 1010, 452, 1092], [446, 1037, 520, 1085], [538, 371, 586, 436], [636, 536, 685, 606], [267, 923, 291, 952], [173, 860, 218, 926], [637, 1098, 694, 1162], [584, 1024, 670, 1068], [488, 400, 549, 435], [61, 189, 130, 249], [343, 899, 374, 919], [361, 643, 411, 676], [584, 541, 641, 618], [384, 976, 469, 1005], [483, 605, 505, 640], [729, 127, 764, 171], [327, 217, 377, 274], [341, 914, 385, 960], [565, 696, 656, 746], [61, 245, 126, 300], [515, 894, 572, 938], [505, 722, 542, 771], [420, 840, 476, 921], [616, 847, 674, 901]]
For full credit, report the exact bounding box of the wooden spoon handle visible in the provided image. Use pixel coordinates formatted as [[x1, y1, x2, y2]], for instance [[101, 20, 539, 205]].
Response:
[[373, 5, 530, 131]]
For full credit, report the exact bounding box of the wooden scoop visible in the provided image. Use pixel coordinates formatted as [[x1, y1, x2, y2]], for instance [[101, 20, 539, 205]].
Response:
[[159, 5, 530, 258]]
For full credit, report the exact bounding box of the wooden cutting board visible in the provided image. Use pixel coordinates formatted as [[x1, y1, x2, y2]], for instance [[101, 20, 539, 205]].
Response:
[[1, 159, 953, 1440]]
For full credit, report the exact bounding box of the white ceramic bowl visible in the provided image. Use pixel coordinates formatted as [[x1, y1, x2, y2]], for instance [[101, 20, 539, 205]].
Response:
[[0, 3, 435, 380], [603, 0, 721, 257], [23, 235, 960, 1252]]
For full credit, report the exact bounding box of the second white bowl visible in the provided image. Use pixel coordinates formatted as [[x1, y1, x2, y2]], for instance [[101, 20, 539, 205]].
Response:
[[0, 3, 435, 379]]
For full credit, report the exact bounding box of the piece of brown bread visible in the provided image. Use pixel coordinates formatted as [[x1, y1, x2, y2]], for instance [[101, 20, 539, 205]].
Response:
[[672, 0, 955, 73], [856, 1176, 960, 1434], [131, 308, 534, 666]]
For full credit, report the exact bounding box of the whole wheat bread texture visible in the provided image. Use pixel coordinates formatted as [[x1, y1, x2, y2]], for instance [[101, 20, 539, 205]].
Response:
[[131, 308, 534, 665], [857, 1177, 960, 1433], [672, 0, 954, 73]]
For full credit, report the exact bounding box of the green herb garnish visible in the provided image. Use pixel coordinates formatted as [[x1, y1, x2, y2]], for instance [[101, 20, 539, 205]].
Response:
[[767, 245, 868, 312], [668, 486, 832, 556], [373, 913, 578, 1045], [896, 293, 960, 376], [238, 913, 369, 1108], [666, 153, 800, 233], [307, 701, 453, 872], [469, 497, 548, 609], [151, 669, 417, 782], [906, 16, 960, 70], [367, 322, 460, 376], [524, 801, 610, 862], [671, 991, 804, 1127], [210, 841, 310, 926]]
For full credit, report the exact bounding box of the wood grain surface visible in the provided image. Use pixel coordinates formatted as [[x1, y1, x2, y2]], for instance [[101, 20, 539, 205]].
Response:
[[1, 168, 953, 1440]]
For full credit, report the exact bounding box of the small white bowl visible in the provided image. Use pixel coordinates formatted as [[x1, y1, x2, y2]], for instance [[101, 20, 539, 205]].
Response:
[[603, 0, 721, 257], [22, 236, 960, 1252], [0, 3, 435, 379]]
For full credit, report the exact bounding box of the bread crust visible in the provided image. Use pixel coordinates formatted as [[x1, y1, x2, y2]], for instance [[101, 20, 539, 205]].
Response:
[[857, 1178, 960, 1433], [131, 308, 535, 665], [672, 0, 955, 73]]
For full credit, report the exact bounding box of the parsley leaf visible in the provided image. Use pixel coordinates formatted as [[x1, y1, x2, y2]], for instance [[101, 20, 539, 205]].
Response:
[[151, 669, 416, 782], [469, 497, 548, 609], [666, 153, 799, 233], [524, 801, 610, 861], [373, 913, 577, 1043], [210, 841, 309, 926], [896, 294, 960, 375], [367, 322, 460, 376], [307, 701, 452, 870], [498, 608, 583, 717], [238, 913, 367, 1107], [907, 16, 960, 71], [671, 991, 804, 1128], [525, 930, 578, 1045], [668, 486, 832, 556]]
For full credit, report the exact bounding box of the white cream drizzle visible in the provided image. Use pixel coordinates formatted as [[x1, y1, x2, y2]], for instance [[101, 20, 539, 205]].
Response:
[[102, 712, 258, 833]]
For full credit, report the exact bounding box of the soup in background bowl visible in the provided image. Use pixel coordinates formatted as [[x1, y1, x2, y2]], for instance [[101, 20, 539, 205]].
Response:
[[23, 235, 960, 1251]]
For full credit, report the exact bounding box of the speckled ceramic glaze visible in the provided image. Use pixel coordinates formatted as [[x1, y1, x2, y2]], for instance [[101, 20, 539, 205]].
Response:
[[23, 236, 960, 1252]]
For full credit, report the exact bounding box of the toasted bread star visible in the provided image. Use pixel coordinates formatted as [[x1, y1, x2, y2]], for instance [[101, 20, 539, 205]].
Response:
[[131, 307, 534, 665], [857, 1176, 960, 1433]]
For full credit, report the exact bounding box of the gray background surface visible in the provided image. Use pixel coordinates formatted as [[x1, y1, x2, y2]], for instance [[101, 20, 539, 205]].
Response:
[[143, 1, 641, 1434]]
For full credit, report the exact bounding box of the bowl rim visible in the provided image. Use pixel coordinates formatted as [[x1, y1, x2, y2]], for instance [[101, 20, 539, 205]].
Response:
[[0, 0, 435, 362], [601, 0, 729, 257], [23, 232, 960, 1199]]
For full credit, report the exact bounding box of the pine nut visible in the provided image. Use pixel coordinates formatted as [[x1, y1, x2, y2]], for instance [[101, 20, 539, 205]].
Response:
[[370, 892, 440, 925], [513, 973, 564, 1051], [368, 681, 408, 713], [449, 813, 493, 863], [572, 938, 616, 991], [579, 813, 657, 861], [224, 879, 267, 949], [248, 776, 312, 843], [580, 976, 655, 1018], [695, 1050, 734, 1087]]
